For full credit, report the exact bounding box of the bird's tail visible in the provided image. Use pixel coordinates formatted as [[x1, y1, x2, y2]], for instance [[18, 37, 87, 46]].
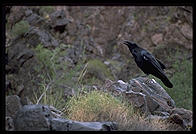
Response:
[[160, 75, 173, 88]]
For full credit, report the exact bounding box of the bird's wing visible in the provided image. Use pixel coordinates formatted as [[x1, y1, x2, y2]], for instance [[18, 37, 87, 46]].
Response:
[[141, 50, 163, 71], [156, 58, 166, 69]]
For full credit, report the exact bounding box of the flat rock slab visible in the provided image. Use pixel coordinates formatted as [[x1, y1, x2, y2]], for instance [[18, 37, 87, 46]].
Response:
[[13, 104, 117, 131]]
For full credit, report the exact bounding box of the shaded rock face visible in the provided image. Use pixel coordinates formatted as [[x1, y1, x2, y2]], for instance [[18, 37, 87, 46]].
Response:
[[6, 6, 192, 99], [169, 108, 192, 129], [103, 77, 192, 130], [14, 105, 52, 131], [13, 104, 117, 131], [6, 116, 15, 131], [24, 27, 59, 48], [6, 95, 22, 118]]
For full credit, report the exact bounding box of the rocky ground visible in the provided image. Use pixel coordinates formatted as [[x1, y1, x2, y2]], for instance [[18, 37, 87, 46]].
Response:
[[5, 6, 192, 131]]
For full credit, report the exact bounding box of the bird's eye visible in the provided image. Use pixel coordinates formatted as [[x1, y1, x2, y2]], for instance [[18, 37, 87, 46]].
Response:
[[132, 50, 136, 53]]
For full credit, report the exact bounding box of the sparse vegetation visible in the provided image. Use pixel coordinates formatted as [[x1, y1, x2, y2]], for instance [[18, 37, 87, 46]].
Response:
[[65, 90, 174, 131], [168, 58, 192, 110], [150, 48, 192, 110], [6, 6, 192, 131], [81, 59, 114, 85], [11, 20, 30, 38], [39, 6, 54, 18], [32, 44, 83, 111]]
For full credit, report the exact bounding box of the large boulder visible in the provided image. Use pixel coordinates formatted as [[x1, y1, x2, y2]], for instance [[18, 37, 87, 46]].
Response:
[[105, 77, 175, 115], [103, 77, 192, 130]]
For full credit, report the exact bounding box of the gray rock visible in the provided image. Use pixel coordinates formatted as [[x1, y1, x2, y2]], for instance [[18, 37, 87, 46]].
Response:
[[6, 95, 22, 118], [105, 77, 176, 115], [24, 26, 59, 48], [51, 118, 117, 131], [14, 104, 52, 131], [50, 10, 70, 33], [13, 104, 118, 131], [68, 121, 117, 131], [169, 108, 192, 129], [25, 13, 50, 30], [6, 116, 15, 131], [6, 40, 34, 73]]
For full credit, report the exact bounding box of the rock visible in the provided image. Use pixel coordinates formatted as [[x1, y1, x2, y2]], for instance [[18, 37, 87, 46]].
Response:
[[13, 104, 118, 131], [7, 6, 27, 29], [51, 118, 117, 131], [6, 95, 22, 118], [146, 115, 169, 122], [151, 33, 163, 45], [49, 105, 64, 118], [50, 10, 70, 33], [14, 105, 52, 131], [105, 77, 175, 115], [169, 108, 192, 129], [26, 13, 50, 29], [104, 77, 193, 130], [24, 26, 59, 48], [6, 39, 34, 74], [6, 116, 15, 131], [69, 121, 117, 131], [180, 23, 192, 40]]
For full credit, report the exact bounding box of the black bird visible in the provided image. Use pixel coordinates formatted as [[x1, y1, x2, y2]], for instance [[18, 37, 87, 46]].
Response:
[[123, 40, 173, 88]]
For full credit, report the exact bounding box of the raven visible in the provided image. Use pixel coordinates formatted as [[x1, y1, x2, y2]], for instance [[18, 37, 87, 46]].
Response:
[[123, 41, 173, 88]]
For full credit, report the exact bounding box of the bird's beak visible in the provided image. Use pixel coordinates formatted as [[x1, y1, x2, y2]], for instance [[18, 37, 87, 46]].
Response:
[[121, 40, 130, 46]]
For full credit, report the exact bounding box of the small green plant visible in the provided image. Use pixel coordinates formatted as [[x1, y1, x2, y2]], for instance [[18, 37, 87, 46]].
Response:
[[11, 20, 30, 38], [32, 44, 84, 111]]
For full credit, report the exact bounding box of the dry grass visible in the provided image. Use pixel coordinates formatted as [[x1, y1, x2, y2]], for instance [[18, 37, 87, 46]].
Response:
[[65, 90, 178, 131]]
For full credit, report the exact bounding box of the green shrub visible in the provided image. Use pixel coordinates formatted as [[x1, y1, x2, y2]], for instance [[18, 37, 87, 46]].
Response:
[[11, 20, 30, 38]]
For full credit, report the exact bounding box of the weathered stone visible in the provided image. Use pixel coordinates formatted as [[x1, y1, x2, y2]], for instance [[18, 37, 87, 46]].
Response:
[[169, 108, 192, 129], [13, 104, 118, 131], [24, 27, 59, 48], [51, 118, 117, 131], [68, 121, 117, 131], [6, 95, 22, 118], [6, 40, 34, 73], [14, 105, 52, 131], [105, 77, 175, 115], [50, 10, 70, 33], [6, 116, 15, 131], [151, 33, 163, 45], [180, 23, 192, 40]]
